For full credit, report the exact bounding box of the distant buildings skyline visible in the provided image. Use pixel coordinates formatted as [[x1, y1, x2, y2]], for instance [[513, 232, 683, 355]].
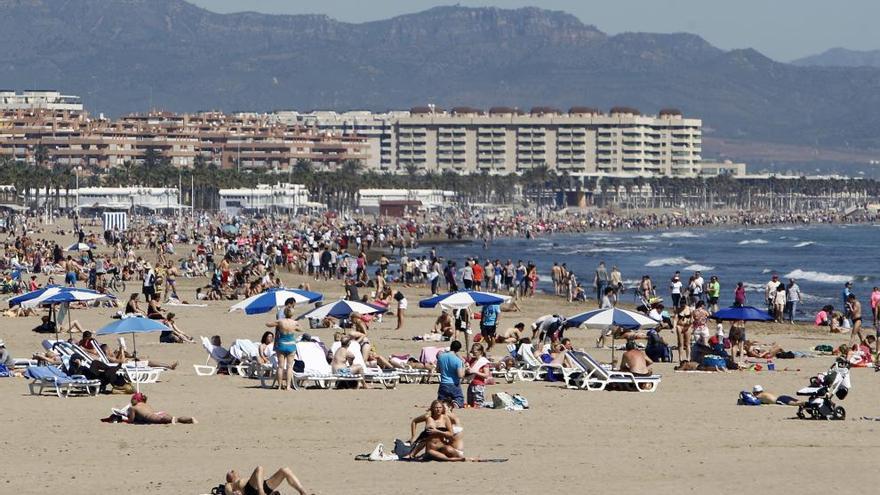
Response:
[[0, 90, 743, 178]]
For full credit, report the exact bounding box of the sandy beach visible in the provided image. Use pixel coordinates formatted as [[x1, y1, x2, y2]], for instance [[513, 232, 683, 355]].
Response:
[[1, 235, 877, 494]]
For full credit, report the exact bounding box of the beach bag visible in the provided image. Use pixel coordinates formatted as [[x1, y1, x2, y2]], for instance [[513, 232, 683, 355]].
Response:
[[492, 392, 520, 410], [739, 391, 761, 406], [0, 364, 9, 378], [702, 355, 727, 369], [512, 393, 529, 409], [292, 360, 305, 373]]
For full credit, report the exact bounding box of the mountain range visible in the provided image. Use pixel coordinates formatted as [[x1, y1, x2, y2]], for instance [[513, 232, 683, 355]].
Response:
[[1, 0, 879, 167], [793, 48, 880, 68]]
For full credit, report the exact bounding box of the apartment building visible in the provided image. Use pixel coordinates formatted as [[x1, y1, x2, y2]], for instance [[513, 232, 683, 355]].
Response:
[[0, 109, 369, 171], [284, 106, 702, 177]]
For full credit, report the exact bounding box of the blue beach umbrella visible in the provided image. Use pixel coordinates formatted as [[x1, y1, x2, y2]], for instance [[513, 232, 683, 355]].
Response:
[[297, 299, 386, 321], [711, 306, 773, 322], [564, 307, 658, 329], [418, 290, 511, 310], [97, 316, 170, 390], [229, 287, 324, 315]]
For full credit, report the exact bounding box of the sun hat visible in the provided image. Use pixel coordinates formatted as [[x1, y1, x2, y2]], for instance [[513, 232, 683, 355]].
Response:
[[752, 385, 763, 394]]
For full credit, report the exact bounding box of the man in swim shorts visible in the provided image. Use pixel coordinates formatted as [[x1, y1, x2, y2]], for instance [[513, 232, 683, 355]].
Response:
[[753, 385, 803, 406]]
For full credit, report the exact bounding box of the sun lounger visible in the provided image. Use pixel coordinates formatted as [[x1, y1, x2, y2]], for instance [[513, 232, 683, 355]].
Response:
[[516, 344, 580, 384], [194, 336, 239, 376], [25, 365, 101, 397], [230, 339, 272, 378], [90, 338, 164, 384], [565, 350, 661, 392], [292, 342, 365, 390], [332, 340, 400, 389]]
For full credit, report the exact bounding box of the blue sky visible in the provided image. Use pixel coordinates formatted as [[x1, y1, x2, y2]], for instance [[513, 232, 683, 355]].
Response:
[[188, 0, 879, 61]]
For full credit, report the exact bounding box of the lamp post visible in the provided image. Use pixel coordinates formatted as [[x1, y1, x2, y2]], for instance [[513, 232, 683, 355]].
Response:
[[74, 165, 82, 214]]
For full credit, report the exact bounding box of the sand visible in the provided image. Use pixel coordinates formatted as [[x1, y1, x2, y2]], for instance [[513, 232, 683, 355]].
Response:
[[1, 237, 877, 494]]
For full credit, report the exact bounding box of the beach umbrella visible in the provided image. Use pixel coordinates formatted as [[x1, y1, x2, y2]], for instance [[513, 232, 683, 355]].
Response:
[[96, 316, 170, 392], [418, 290, 511, 310], [296, 299, 386, 321], [564, 307, 658, 329], [65, 242, 91, 252], [20, 286, 115, 340], [229, 287, 323, 315], [7, 285, 61, 308], [20, 286, 114, 309], [711, 306, 773, 322]]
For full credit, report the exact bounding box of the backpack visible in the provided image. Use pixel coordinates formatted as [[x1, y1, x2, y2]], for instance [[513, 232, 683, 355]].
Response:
[[738, 391, 761, 406]]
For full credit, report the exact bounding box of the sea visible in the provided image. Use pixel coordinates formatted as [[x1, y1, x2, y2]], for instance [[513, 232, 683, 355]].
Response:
[[405, 223, 879, 321]]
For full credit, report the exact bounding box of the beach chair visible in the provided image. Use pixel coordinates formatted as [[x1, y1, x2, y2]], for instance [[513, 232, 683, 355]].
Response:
[[517, 344, 581, 384], [194, 336, 238, 376], [495, 343, 537, 383], [25, 365, 101, 398], [232, 339, 276, 379], [566, 350, 661, 392], [331, 340, 400, 389], [90, 338, 163, 384], [292, 342, 364, 390]]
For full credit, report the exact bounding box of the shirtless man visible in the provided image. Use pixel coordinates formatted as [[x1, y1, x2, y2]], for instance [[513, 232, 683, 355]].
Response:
[[224, 466, 310, 495], [331, 336, 364, 376], [847, 294, 863, 347], [495, 323, 524, 344], [744, 340, 784, 359], [752, 384, 804, 406], [127, 392, 196, 424], [99, 343, 178, 370], [64, 256, 80, 287], [618, 340, 653, 377], [433, 310, 454, 337]]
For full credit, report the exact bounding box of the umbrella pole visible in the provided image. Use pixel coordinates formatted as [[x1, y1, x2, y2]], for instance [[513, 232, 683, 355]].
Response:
[[132, 333, 139, 393]]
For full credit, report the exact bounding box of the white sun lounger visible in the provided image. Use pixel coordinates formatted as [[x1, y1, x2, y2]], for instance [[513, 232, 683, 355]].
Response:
[[292, 342, 364, 390], [331, 340, 400, 389], [194, 336, 239, 376], [566, 350, 661, 392], [90, 338, 164, 384], [517, 344, 580, 384]]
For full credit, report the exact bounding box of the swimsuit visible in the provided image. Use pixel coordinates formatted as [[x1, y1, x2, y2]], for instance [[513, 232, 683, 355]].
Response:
[[276, 333, 296, 355], [243, 481, 275, 495]]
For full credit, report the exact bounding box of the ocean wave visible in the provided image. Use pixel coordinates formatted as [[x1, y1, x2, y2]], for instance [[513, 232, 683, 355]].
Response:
[[784, 269, 852, 284], [660, 231, 701, 239], [684, 264, 715, 272], [738, 239, 768, 245], [761, 269, 772, 274], [645, 257, 693, 267], [743, 282, 765, 293], [793, 241, 815, 248]]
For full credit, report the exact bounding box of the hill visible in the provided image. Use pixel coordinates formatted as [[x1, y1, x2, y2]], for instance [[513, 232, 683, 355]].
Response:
[[2, 0, 880, 153]]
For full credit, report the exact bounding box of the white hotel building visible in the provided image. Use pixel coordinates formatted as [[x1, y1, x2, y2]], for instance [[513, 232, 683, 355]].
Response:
[[278, 107, 707, 177], [0, 90, 84, 112]]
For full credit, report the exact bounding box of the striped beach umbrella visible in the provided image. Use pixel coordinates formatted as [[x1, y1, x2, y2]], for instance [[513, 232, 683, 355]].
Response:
[[229, 287, 323, 315], [296, 299, 386, 321], [418, 290, 511, 310], [19, 286, 114, 309]]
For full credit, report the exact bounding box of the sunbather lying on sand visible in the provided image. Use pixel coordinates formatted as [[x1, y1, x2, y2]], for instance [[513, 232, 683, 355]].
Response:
[[743, 340, 785, 359], [127, 393, 196, 425], [752, 385, 804, 406], [224, 466, 310, 495]]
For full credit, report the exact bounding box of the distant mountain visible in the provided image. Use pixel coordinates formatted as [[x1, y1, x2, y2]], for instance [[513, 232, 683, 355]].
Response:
[[2, 0, 880, 153], [792, 48, 880, 68]]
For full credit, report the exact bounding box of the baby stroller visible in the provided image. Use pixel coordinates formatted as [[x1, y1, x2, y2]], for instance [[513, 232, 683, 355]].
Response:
[[796, 358, 851, 420]]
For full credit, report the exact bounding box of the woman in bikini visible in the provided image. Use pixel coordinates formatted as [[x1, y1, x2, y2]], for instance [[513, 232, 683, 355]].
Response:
[[127, 392, 196, 425], [224, 466, 309, 495], [674, 302, 692, 362], [406, 400, 466, 461]]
